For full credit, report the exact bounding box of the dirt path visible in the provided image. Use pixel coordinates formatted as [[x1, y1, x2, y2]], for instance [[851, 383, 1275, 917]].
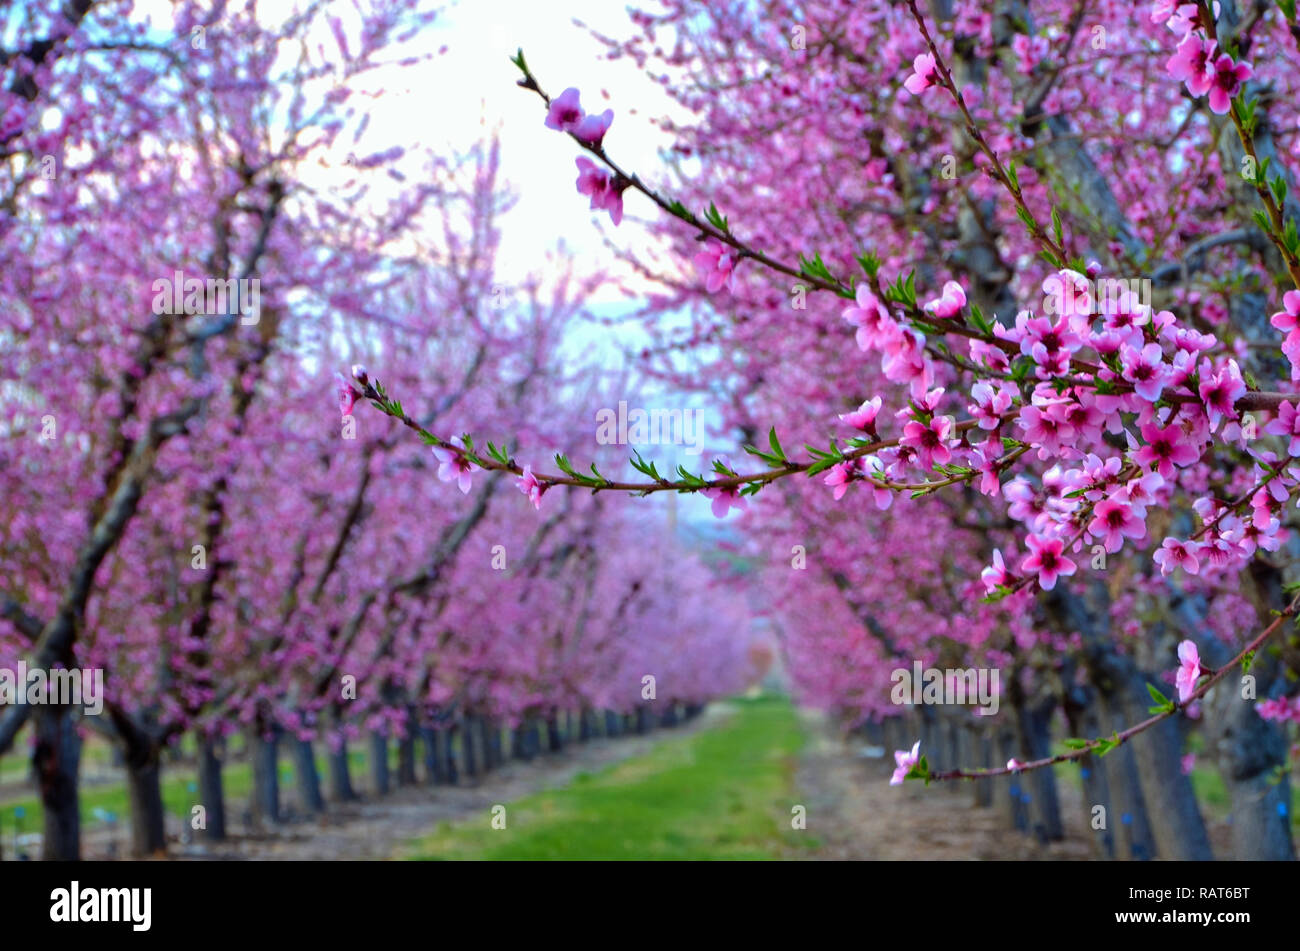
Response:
[[787, 708, 1095, 860], [161, 709, 728, 861]]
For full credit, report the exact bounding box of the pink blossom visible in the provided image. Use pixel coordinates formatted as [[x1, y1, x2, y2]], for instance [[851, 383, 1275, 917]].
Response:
[[880, 326, 933, 396], [573, 108, 614, 146], [1197, 359, 1245, 432], [1270, 289, 1300, 333], [1264, 400, 1300, 456], [1207, 54, 1251, 115], [1010, 33, 1049, 74], [842, 286, 898, 352], [545, 87, 585, 132], [432, 437, 474, 494], [890, 740, 921, 785], [693, 238, 737, 294], [980, 549, 1010, 592], [1006, 758, 1024, 771], [968, 339, 1010, 374], [703, 457, 747, 518], [1271, 291, 1300, 378], [923, 280, 966, 319], [860, 455, 894, 510], [823, 459, 858, 501], [575, 157, 623, 225], [903, 53, 939, 95], [1135, 421, 1200, 479], [1020, 534, 1077, 590], [1180, 753, 1196, 776], [1175, 640, 1205, 703], [969, 446, 1002, 496], [1017, 400, 1076, 457], [968, 381, 1014, 430], [1154, 536, 1200, 576], [516, 465, 544, 510], [1122, 470, 1166, 518], [1088, 496, 1147, 553], [1119, 342, 1168, 403], [1166, 33, 1215, 95], [839, 396, 882, 431], [901, 415, 954, 471], [335, 373, 359, 417]]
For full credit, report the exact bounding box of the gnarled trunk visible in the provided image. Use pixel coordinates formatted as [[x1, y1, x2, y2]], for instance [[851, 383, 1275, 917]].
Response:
[[33, 705, 81, 860], [197, 734, 227, 840]]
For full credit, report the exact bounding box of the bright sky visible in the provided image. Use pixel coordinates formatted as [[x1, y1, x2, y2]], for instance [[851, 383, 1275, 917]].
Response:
[[384, 0, 690, 301]]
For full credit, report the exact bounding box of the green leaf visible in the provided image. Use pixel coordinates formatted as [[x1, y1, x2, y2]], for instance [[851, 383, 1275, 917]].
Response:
[[804, 456, 840, 477], [630, 449, 662, 481], [674, 465, 708, 488], [554, 453, 578, 478], [767, 426, 787, 463], [1146, 683, 1175, 714], [704, 201, 730, 233]]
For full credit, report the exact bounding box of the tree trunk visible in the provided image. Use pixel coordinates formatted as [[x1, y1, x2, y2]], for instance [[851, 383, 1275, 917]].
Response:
[[125, 750, 166, 856], [1061, 689, 1113, 859], [293, 737, 325, 814], [397, 723, 418, 787], [421, 725, 445, 784], [370, 730, 390, 796], [248, 725, 281, 825], [1017, 692, 1064, 841], [969, 722, 993, 809], [545, 712, 563, 752], [33, 705, 81, 860], [1049, 583, 1210, 859], [997, 727, 1029, 833], [197, 734, 227, 841], [460, 718, 479, 781]]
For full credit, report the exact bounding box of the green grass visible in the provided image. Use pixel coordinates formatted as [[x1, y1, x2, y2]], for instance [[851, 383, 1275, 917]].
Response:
[[407, 694, 809, 860]]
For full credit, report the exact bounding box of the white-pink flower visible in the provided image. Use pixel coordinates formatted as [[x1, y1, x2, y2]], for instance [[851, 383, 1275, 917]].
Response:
[[516, 465, 544, 510], [544, 87, 584, 132], [839, 396, 882, 431], [693, 238, 737, 294], [432, 436, 474, 494], [335, 372, 359, 418], [904, 53, 939, 95], [1020, 533, 1076, 590], [890, 740, 921, 785], [923, 280, 966, 319], [573, 108, 614, 146], [703, 456, 747, 518], [1175, 639, 1205, 703]]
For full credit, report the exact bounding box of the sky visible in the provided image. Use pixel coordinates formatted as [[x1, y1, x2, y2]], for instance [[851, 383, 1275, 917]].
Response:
[[385, 0, 691, 301]]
